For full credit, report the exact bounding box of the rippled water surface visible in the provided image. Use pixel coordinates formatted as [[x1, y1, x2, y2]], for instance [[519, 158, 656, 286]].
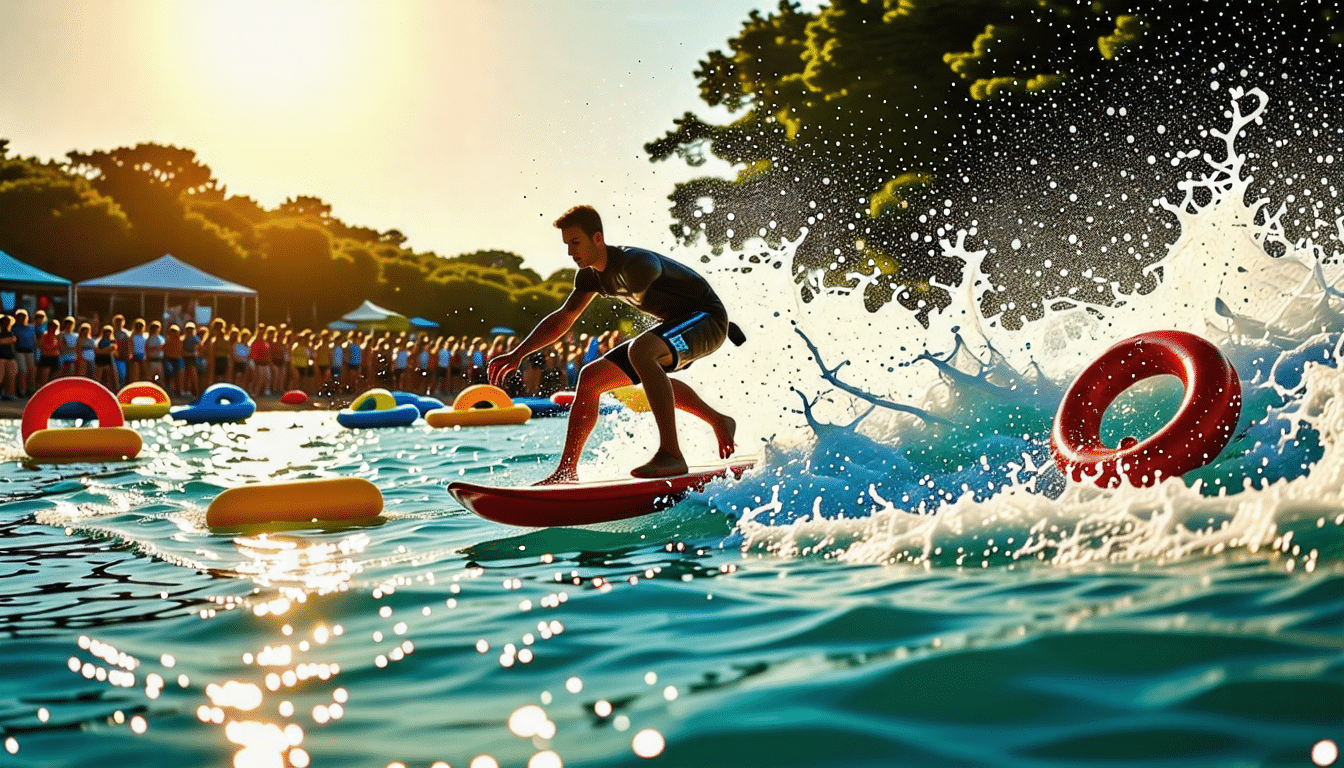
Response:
[[1, 404, 1341, 768]]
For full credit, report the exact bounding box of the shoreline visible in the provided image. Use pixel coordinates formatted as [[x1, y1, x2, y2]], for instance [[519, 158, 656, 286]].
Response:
[[0, 390, 361, 420]]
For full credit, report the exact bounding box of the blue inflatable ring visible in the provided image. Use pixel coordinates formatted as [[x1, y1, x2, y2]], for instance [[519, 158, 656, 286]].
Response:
[[337, 388, 420, 429], [392, 391, 445, 417], [171, 383, 257, 424]]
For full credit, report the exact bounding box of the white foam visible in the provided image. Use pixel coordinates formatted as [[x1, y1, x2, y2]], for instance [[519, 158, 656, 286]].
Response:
[[644, 84, 1344, 567]]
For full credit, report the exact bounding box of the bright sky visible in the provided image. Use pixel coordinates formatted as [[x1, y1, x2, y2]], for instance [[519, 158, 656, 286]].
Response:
[[0, 0, 779, 276]]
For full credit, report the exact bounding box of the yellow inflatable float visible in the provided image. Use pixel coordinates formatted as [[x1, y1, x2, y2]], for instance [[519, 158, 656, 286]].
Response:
[[206, 477, 384, 528], [22, 377, 143, 461], [118, 382, 173, 420], [610, 385, 651, 412], [426, 384, 531, 427], [25, 426, 143, 462]]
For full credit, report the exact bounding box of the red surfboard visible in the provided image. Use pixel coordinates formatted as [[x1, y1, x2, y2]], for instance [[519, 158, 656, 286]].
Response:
[[447, 459, 756, 527]]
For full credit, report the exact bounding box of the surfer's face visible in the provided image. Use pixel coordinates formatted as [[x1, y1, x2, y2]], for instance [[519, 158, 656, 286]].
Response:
[[561, 226, 604, 270]]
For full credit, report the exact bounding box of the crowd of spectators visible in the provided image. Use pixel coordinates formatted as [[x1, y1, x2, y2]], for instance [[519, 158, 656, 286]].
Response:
[[0, 308, 625, 403]]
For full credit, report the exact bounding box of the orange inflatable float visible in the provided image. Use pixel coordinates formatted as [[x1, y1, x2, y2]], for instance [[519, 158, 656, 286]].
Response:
[[118, 382, 172, 420], [1051, 330, 1242, 487], [22, 377, 142, 461], [425, 384, 531, 427], [206, 477, 384, 528]]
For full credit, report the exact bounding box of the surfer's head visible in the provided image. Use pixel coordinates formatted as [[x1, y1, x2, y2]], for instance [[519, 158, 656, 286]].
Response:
[[556, 205, 606, 270], [554, 205, 602, 237]]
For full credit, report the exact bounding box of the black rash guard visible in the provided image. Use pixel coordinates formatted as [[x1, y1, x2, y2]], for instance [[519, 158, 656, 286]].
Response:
[[573, 245, 727, 323]]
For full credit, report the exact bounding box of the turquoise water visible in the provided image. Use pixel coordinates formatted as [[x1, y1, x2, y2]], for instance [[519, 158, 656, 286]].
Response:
[[1, 396, 1341, 768], [0, 408, 1336, 768], [5, 80, 1344, 768]]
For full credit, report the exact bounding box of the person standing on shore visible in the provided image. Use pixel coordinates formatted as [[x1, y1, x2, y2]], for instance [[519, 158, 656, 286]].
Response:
[[163, 324, 184, 395], [76, 322, 95, 379], [58, 317, 78, 378], [183, 322, 202, 397], [129, 318, 147, 383], [36, 320, 60, 388], [94, 325, 117, 389], [12, 309, 34, 397], [112, 315, 130, 389], [144, 321, 165, 385], [0, 315, 18, 400]]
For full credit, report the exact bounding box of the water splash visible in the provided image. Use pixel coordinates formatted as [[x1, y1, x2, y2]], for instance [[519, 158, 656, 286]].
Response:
[[619, 82, 1344, 569]]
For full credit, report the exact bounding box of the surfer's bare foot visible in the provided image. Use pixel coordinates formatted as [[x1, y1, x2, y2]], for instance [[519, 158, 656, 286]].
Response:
[[630, 452, 688, 479], [714, 414, 737, 459], [534, 469, 578, 485]]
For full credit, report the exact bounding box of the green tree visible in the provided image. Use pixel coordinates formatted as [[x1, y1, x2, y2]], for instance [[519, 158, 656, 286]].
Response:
[[648, 0, 1343, 317], [647, 0, 1132, 312], [63, 142, 252, 278], [430, 274, 517, 337], [2, 138, 605, 333], [448, 250, 543, 284], [0, 150, 135, 280], [251, 220, 345, 324]]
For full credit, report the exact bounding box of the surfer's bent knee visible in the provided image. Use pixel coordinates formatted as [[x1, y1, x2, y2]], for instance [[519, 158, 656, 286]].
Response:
[[576, 358, 631, 395]]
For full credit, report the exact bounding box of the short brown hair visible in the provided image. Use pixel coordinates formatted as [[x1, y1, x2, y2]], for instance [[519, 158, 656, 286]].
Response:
[[553, 205, 602, 236]]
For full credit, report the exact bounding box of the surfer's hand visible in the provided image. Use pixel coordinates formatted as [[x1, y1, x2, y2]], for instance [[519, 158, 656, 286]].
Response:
[[487, 352, 519, 386]]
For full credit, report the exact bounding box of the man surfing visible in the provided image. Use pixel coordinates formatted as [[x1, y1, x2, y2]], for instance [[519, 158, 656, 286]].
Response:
[[487, 205, 741, 484]]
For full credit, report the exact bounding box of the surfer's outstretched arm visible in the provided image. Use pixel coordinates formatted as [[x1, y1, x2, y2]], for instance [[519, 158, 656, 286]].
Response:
[[488, 290, 594, 387]]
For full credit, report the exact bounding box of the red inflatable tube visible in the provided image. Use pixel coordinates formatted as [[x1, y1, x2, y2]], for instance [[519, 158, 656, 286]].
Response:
[[21, 377, 126, 442], [117, 382, 170, 404], [281, 389, 308, 405], [1050, 330, 1242, 488]]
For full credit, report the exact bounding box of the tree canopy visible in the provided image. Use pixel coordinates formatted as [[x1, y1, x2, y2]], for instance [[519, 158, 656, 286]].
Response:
[[0, 141, 617, 335], [5, 0, 1340, 331], [647, 0, 1344, 318]]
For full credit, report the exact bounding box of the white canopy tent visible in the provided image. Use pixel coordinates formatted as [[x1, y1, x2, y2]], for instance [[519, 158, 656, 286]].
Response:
[[75, 254, 258, 326], [0, 249, 72, 315], [338, 300, 409, 331]]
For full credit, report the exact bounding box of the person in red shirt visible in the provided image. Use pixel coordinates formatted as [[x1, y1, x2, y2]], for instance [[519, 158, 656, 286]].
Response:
[[268, 327, 287, 393], [36, 320, 61, 387], [248, 326, 271, 396]]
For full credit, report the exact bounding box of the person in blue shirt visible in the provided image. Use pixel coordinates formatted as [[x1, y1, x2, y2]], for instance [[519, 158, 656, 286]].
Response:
[[489, 205, 743, 483], [12, 309, 35, 397]]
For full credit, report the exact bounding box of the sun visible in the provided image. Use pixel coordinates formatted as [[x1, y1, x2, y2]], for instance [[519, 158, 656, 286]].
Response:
[[175, 0, 353, 106]]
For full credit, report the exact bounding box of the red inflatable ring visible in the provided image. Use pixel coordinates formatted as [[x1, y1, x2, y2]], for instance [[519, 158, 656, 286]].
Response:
[[1050, 330, 1242, 487], [116, 382, 170, 405], [22, 377, 126, 443]]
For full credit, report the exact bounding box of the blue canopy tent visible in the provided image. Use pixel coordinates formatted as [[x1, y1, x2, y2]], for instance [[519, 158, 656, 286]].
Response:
[[76, 254, 258, 326], [0, 249, 72, 315], [409, 316, 440, 329]]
